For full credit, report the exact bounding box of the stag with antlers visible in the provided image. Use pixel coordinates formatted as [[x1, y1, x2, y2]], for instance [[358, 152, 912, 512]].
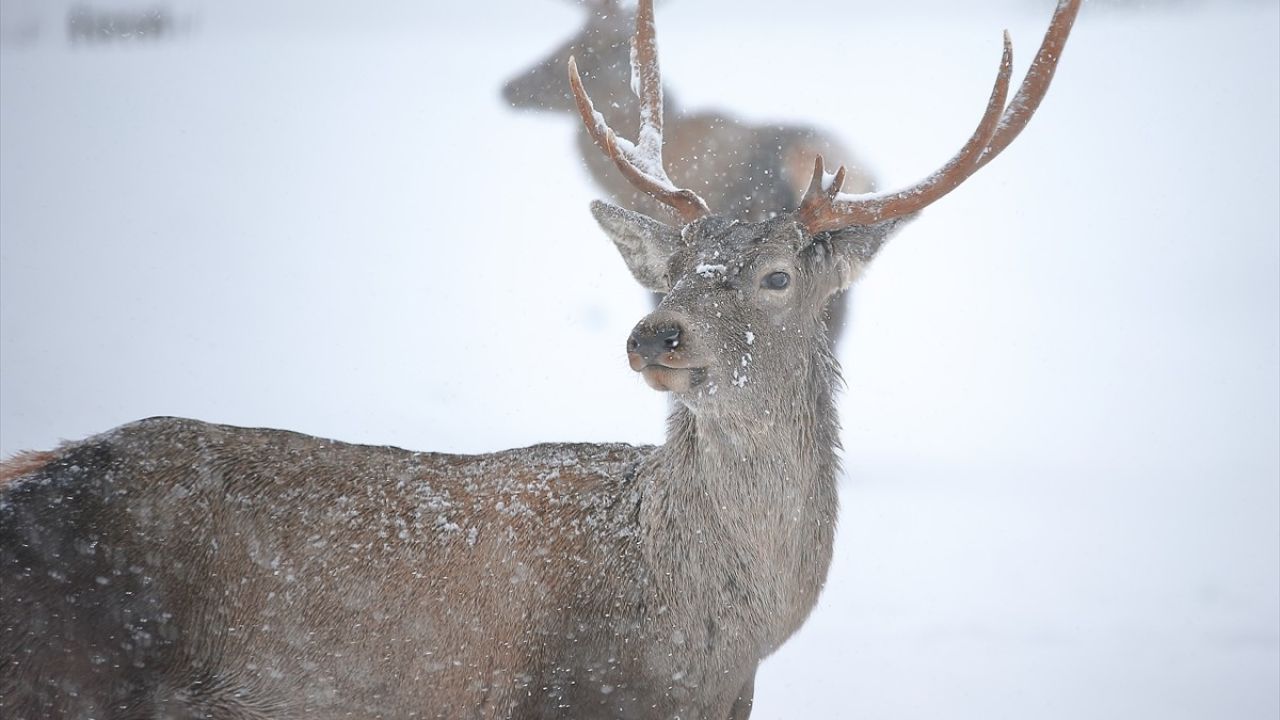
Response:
[[0, 1, 1079, 717]]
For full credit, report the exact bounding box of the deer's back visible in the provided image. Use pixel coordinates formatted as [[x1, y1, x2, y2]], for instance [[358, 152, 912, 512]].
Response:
[[0, 417, 653, 718]]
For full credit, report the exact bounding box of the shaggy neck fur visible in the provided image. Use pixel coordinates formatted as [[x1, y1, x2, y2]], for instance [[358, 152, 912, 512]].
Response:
[[637, 338, 843, 654]]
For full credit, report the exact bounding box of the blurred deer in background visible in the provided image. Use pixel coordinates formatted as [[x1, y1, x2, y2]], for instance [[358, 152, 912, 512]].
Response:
[[1, 0, 1079, 717], [503, 0, 875, 344]]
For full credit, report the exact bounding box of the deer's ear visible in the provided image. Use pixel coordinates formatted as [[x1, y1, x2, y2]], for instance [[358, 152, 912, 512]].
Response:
[[590, 201, 681, 293], [817, 217, 914, 292]]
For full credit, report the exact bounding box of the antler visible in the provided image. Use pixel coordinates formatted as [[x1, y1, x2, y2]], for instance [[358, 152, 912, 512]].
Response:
[[797, 0, 1081, 234], [567, 0, 711, 223]]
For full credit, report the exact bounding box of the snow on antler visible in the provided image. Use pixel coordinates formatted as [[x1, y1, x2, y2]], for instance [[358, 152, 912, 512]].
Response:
[[567, 0, 710, 222]]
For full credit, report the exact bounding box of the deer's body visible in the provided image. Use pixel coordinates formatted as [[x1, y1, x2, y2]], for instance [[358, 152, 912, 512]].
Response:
[[3, 388, 835, 717], [1, 1, 1079, 716]]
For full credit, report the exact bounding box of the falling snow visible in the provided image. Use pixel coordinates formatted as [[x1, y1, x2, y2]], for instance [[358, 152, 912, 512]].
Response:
[[0, 1, 1275, 718]]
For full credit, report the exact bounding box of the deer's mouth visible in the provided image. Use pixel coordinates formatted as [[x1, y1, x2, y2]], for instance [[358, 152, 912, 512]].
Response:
[[638, 365, 706, 393], [628, 351, 704, 393]]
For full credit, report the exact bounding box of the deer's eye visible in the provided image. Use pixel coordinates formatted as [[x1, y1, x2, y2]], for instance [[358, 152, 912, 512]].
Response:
[[762, 271, 791, 290]]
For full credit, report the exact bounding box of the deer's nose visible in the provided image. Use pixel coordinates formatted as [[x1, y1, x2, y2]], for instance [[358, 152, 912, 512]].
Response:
[[628, 323, 682, 365], [500, 79, 521, 104]]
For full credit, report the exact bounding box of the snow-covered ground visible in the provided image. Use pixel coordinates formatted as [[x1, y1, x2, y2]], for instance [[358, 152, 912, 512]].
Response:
[[2, 1, 1276, 717]]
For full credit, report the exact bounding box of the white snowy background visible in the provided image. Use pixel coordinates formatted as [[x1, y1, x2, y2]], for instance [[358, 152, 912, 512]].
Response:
[[1, 0, 1277, 717]]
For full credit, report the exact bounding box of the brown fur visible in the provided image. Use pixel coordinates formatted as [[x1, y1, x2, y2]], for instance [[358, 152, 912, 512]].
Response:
[[0, 450, 55, 487], [2, 419, 661, 718]]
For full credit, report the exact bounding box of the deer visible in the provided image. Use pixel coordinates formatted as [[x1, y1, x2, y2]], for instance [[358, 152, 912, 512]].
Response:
[[0, 0, 1080, 717], [502, 0, 875, 345]]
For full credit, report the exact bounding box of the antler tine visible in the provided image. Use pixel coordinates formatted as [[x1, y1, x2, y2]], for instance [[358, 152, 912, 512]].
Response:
[[567, 0, 711, 223], [631, 0, 663, 150], [802, 155, 847, 201], [977, 0, 1082, 170], [799, 33, 1013, 233], [798, 155, 848, 227], [797, 0, 1080, 235]]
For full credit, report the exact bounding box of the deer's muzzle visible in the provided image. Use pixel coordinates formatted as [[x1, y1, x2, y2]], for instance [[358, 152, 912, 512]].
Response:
[[627, 319, 700, 392]]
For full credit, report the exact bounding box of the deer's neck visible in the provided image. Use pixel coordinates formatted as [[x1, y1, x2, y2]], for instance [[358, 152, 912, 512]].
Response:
[[677, 345, 840, 487], [637, 349, 841, 639]]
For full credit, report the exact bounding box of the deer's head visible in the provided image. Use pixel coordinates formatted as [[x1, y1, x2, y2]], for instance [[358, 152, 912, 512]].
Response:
[[502, 0, 635, 114], [572, 0, 1079, 413], [591, 201, 899, 415]]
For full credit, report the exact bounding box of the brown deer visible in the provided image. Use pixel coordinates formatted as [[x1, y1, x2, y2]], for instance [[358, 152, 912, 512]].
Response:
[[0, 1, 1080, 717], [502, 0, 874, 344]]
